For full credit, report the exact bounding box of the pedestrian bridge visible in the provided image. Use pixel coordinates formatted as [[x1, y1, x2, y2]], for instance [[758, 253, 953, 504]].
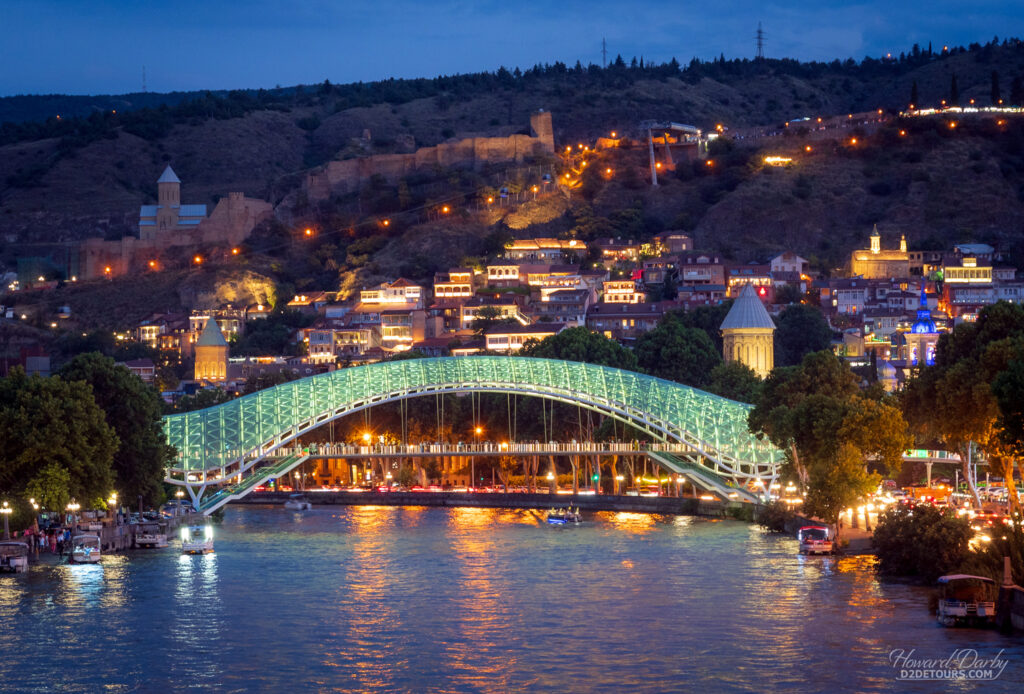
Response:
[[162, 356, 783, 508]]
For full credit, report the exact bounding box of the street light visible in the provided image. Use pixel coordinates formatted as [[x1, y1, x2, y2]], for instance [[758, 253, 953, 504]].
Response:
[[108, 492, 117, 520], [472, 426, 483, 489], [1, 501, 11, 540], [175, 489, 184, 517], [67, 500, 80, 544]]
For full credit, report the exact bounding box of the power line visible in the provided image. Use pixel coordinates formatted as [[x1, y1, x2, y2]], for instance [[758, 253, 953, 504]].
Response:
[[755, 23, 765, 60]]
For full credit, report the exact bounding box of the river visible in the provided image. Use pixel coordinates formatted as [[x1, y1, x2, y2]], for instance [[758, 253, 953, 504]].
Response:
[[1, 505, 1020, 692]]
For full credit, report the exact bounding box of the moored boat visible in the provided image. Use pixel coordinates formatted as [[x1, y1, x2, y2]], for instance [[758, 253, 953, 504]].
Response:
[[135, 522, 168, 548], [70, 535, 102, 564], [936, 574, 997, 627], [797, 526, 833, 555], [0, 542, 30, 573]]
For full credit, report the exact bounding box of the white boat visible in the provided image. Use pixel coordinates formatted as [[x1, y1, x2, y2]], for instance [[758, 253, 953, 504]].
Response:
[[181, 524, 214, 554], [936, 574, 997, 627], [284, 494, 312, 511], [0, 542, 30, 573], [135, 522, 168, 549], [797, 526, 833, 555], [70, 535, 102, 564]]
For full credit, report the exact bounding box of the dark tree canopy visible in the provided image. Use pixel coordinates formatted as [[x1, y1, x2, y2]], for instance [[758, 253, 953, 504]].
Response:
[[633, 313, 721, 388], [519, 326, 638, 371], [59, 352, 176, 505], [707, 361, 763, 403], [0, 367, 118, 508], [774, 304, 833, 367]]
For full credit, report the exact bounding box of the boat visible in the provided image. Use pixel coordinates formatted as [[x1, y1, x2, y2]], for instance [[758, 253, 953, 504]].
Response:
[[797, 526, 833, 555], [546, 507, 582, 525], [70, 535, 102, 564], [936, 574, 997, 627], [283, 494, 313, 511], [135, 522, 168, 548], [0, 542, 30, 573], [181, 524, 214, 554]]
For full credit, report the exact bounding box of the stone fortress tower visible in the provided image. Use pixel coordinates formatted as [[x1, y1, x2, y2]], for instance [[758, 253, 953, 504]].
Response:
[[193, 317, 229, 382], [720, 283, 776, 378]]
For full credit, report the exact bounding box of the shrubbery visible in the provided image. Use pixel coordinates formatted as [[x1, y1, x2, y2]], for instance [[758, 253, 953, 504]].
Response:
[[873, 505, 973, 582]]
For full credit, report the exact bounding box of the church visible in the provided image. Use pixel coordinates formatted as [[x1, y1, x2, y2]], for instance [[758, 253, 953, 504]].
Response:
[[849, 226, 910, 279], [138, 166, 207, 239]]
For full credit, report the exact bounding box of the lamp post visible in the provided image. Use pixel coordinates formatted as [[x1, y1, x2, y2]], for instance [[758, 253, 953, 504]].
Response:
[[176, 489, 185, 517], [1, 501, 11, 539], [615, 475, 624, 495], [67, 500, 80, 546], [473, 426, 483, 489]]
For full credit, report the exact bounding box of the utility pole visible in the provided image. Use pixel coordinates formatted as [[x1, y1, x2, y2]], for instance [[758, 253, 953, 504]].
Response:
[[602, 38, 607, 69], [755, 23, 765, 60]]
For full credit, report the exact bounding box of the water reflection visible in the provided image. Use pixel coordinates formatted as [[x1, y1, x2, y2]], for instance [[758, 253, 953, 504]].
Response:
[[2, 508, 1022, 693]]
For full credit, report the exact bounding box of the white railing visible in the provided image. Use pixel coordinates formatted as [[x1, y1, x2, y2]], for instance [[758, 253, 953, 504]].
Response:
[[269, 440, 700, 458]]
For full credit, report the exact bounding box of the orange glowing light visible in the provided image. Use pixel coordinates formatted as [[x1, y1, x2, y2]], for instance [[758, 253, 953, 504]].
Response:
[[909, 103, 915, 109], [969, 99, 975, 105], [231, 247, 240, 255], [850, 138, 858, 145], [566, 146, 572, 153], [877, 109, 883, 114], [531, 185, 538, 192], [487, 196, 494, 203], [655, 162, 662, 169], [705, 159, 714, 166], [103, 266, 111, 274], [949, 121, 957, 129], [805, 145, 812, 152], [610, 131, 617, 137], [148, 260, 157, 268], [193, 255, 203, 265], [848, 114, 853, 119], [899, 130, 906, 136], [564, 173, 570, 179], [605, 167, 612, 174], [304, 228, 313, 236], [382, 219, 390, 227], [442, 206, 450, 214], [816, 117, 822, 123]]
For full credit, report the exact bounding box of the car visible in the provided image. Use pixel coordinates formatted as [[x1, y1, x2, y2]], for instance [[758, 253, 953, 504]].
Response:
[[253, 485, 267, 493]]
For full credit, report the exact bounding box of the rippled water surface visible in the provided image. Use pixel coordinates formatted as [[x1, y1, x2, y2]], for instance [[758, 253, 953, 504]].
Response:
[[1, 505, 1021, 693]]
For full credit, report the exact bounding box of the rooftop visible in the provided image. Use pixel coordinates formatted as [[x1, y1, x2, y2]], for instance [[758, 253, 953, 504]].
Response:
[[720, 283, 775, 330]]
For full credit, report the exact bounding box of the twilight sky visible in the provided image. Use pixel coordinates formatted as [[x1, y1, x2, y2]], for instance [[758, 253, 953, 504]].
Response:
[[0, 0, 1018, 96]]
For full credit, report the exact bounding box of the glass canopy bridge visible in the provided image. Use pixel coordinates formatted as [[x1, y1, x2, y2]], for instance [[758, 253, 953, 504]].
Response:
[[163, 356, 783, 513]]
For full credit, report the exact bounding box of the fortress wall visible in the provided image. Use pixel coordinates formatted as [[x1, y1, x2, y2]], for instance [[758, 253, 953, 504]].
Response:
[[306, 112, 555, 201]]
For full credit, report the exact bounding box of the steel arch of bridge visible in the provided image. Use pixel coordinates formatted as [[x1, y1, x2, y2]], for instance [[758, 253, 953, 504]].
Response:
[[163, 356, 782, 499]]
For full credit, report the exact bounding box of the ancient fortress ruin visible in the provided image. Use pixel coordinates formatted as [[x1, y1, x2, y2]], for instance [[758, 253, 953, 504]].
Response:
[[303, 110, 555, 201]]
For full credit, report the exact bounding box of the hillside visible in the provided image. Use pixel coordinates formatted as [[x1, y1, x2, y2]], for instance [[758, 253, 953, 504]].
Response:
[[3, 39, 1024, 325]]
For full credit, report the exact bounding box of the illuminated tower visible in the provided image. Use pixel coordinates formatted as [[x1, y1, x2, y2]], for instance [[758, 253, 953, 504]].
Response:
[[870, 225, 881, 254], [194, 317, 228, 382], [905, 285, 938, 367], [720, 283, 775, 378]]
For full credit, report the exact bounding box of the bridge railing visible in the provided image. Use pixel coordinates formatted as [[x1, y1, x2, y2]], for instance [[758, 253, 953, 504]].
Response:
[[269, 440, 703, 457]]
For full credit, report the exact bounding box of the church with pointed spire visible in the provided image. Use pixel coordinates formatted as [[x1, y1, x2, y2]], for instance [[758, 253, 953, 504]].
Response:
[[720, 283, 776, 378], [850, 225, 910, 279], [138, 165, 208, 240]]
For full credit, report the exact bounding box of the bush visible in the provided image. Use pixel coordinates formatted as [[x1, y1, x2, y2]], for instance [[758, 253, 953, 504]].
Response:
[[873, 505, 973, 582], [757, 501, 795, 532]]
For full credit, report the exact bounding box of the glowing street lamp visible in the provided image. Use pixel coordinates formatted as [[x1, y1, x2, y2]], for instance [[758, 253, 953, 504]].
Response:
[[304, 228, 313, 237], [193, 255, 203, 265], [231, 247, 240, 255], [1, 501, 11, 539], [67, 499, 80, 541]]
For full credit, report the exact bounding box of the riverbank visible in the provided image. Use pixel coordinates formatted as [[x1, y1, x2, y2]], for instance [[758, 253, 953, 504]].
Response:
[[234, 490, 736, 516]]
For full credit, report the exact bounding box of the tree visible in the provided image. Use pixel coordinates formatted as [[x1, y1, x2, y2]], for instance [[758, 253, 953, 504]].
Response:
[[749, 351, 910, 537], [675, 303, 732, 353], [991, 70, 1002, 104], [774, 304, 833, 367], [0, 368, 118, 508], [634, 313, 721, 388], [949, 74, 959, 105], [59, 353, 177, 505], [171, 388, 235, 413], [902, 302, 1024, 509], [471, 305, 514, 338], [25, 462, 72, 513], [707, 361, 762, 403], [909, 80, 919, 107], [1011, 75, 1024, 106], [873, 505, 973, 582], [519, 326, 638, 370]]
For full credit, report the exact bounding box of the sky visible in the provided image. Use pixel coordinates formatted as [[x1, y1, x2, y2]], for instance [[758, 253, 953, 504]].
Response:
[[0, 0, 1019, 96]]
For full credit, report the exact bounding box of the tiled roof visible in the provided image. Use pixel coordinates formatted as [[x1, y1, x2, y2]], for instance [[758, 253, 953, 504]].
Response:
[[720, 283, 775, 330], [157, 165, 180, 183]]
